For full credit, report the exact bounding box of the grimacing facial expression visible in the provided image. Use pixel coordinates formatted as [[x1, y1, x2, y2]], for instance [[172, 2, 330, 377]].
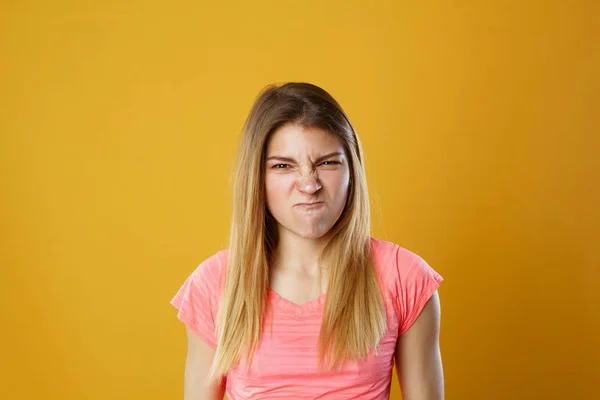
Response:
[[264, 123, 351, 240]]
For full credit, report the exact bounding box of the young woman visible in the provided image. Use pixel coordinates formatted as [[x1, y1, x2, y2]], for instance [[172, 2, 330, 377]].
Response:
[[171, 82, 444, 399]]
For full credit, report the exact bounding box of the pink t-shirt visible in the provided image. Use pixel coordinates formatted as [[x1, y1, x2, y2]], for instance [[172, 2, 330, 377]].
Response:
[[170, 237, 443, 399]]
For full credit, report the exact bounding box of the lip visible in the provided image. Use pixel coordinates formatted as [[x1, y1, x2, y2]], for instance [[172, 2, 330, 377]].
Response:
[[295, 202, 324, 209]]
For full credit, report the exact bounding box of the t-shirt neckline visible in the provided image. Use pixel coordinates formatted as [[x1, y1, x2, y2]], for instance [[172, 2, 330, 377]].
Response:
[[268, 288, 327, 314]]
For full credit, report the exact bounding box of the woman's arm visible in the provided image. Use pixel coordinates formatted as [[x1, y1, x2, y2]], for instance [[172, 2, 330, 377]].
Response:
[[395, 290, 444, 400], [184, 326, 226, 400]]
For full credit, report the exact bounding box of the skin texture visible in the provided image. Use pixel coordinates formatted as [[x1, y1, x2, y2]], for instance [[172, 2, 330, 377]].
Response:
[[395, 291, 444, 399], [264, 123, 350, 242], [184, 327, 225, 400]]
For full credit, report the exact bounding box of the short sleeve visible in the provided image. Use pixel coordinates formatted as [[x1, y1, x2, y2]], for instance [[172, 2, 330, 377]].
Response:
[[170, 250, 226, 348], [393, 246, 443, 335]]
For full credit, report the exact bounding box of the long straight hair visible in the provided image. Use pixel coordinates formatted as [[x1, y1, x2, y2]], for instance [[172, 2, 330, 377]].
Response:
[[209, 82, 386, 381]]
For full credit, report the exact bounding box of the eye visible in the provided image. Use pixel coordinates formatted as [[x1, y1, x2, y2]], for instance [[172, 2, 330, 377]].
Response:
[[320, 160, 341, 166], [272, 163, 290, 169]]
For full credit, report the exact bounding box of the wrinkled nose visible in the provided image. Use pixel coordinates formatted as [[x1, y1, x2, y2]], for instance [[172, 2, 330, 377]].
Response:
[[296, 174, 322, 194]]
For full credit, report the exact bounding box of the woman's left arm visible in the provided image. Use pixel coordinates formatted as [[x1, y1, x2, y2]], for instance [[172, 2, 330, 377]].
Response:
[[395, 290, 444, 400]]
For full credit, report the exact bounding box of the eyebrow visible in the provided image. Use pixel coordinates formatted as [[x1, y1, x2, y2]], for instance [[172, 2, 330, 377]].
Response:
[[266, 151, 344, 164]]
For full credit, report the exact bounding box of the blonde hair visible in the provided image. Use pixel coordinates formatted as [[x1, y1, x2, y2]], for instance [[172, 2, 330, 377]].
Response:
[[209, 82, 386, 381]]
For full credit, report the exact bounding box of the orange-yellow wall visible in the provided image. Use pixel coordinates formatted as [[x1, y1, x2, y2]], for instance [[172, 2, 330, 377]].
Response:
[[2, 1, 598, 399]]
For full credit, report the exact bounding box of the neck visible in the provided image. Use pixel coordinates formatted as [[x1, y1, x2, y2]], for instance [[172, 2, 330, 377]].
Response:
[[272, 228, 327, 274]]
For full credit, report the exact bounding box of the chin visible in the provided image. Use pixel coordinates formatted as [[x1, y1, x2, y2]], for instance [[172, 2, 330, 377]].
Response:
[[277, 217, 336, 241], [291, 224, 332, 240], [296, 231, 326, 240]]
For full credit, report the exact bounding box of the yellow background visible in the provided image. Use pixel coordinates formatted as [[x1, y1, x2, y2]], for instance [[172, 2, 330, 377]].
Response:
[[1, 1, 599, 399]]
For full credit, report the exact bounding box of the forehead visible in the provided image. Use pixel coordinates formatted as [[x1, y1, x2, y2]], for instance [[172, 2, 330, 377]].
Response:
[[266, 123, 344, 154]]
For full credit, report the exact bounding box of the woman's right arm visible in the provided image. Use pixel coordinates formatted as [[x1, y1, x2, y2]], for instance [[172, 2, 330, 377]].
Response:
[[184, 326, 226, 400]]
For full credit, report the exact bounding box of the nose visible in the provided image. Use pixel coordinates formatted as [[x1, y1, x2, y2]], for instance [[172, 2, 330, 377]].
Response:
[[296, 173, 322, 194]]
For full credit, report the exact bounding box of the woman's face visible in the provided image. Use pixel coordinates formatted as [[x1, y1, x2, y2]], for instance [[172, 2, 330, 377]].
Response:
[[264, 123, 351, 240]]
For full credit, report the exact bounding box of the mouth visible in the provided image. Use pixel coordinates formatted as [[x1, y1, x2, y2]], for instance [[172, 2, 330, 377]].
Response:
[[295, 201, 324, 209]]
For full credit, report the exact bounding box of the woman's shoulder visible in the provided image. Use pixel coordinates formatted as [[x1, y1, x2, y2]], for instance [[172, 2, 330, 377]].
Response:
[[369, 236, 440, 284], [369, 237, 425, 270], [189, 248, 230, 284], [369, 237, 443, 335]]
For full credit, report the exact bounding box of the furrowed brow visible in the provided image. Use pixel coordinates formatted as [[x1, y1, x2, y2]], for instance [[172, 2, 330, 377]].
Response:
[[266, 152, 343, 163], [266, 156, 296, 163]]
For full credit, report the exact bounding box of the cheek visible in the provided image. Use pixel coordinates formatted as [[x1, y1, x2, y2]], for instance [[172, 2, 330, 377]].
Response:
[[265, 174, 294, 203], [322, 171, 350, 198]]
